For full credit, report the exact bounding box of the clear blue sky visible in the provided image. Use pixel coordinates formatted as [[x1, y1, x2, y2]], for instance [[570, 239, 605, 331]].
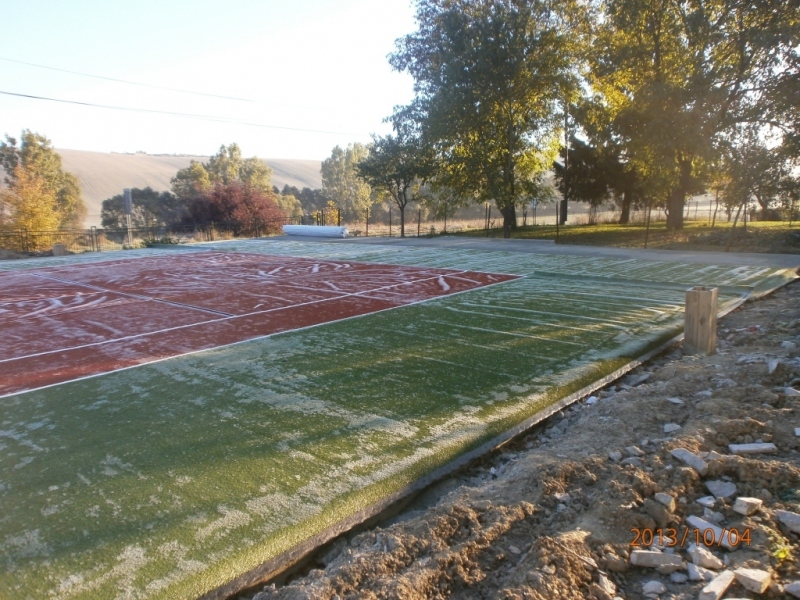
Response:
[[0, 0, 417, 159]]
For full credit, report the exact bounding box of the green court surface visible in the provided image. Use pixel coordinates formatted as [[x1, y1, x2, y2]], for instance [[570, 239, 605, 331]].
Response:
[[1, 240, 794, 599]]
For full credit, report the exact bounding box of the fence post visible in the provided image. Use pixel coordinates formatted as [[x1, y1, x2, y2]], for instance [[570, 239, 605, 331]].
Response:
[[366, 207, 369, 237], [337, 209, 341, 226], [418, 209, 421, 237], [389, 207, 392, 237], [684, 286, 718, 356]]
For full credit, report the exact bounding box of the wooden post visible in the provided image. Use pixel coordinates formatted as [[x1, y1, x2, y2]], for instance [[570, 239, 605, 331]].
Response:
[[684, 286, 718, 355]]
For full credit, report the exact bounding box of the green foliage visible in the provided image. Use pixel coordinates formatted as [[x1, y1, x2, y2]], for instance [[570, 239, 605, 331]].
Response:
[[100, 187, 186, 228], [275, 193, 303, 219], [356, 130, 435, 237], [391, 0, 583, 237], [171, 144, 273, 199], [587, 0, 800, 230], [321, 143, 372, 222], [0, 130, 86, 229]]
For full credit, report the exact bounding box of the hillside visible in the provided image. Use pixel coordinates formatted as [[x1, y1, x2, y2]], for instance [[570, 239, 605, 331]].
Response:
[[1, 149, 322, 227]]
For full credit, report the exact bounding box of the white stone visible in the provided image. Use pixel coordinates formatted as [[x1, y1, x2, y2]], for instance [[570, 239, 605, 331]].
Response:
[[728, 442, 777, 455], [688, 563, 715, 582], [732, 497, 762, 516], [782, 341, 797, 350], [705, 480, 737, 500], [795, 427, 800, 437], [626, 445, 645, 456], [597, 572, 616, 595], [608, 450, 623, 461], [702, 508, 724, 524], [663, 423, 681, 433], [734, 567, 771, 593], [776, 509, 800, 533], [698, 570, 735, 600], [586, 395, 598, 405], [690, 546, 724, 570], [768, 359, 780, 374], [667, 396, 685, 405], [786, 387, 800, 397], [642, 580, 666, 595], [670, 448, 709, 475], [686, 516, 735, 549], [697, 496, 717, 508], [670, 572, 688, 583], [654, 492, 676, 512], [786, 580, 800, 598], [630, 550, 683, 571]]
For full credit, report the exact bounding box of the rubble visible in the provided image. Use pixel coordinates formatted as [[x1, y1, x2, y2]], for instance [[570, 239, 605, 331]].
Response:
[[698, 570, 734, 600], [733, 567, 771, 593], [732, 496, 762, 516], [670, 448, 709, 475]]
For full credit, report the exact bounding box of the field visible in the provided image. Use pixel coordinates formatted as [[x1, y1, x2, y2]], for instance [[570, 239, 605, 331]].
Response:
[[0, 239, 794, 599]]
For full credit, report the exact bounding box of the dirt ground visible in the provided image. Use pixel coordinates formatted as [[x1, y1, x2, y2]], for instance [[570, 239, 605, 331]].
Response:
[[246, 278, 800, 600]]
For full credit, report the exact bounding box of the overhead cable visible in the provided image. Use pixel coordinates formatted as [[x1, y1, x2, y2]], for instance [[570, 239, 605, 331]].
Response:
[[0, 90, 362, 136]]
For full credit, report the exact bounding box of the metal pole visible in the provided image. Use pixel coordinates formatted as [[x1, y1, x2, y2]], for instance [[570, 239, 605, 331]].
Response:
[[417, 209, 421, 237], [389, 206, 392, 237], [644, 198, 653, 248], [366, 207, 369, 237]]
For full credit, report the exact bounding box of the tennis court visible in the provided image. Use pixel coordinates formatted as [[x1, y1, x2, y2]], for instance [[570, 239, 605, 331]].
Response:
[[0, 251, 516, 396], [0, 240, 795, 600]]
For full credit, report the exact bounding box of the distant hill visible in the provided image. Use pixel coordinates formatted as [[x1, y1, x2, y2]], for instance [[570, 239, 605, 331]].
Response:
[[1, 149, 322, 227]]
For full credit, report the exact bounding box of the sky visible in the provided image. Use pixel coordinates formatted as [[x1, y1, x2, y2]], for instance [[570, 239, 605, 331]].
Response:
[[0, 0, 418, 160]]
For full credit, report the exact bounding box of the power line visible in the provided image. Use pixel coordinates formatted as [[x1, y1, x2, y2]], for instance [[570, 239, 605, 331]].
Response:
[[0, 90, 363, 136], [0, 56, 330, 112]]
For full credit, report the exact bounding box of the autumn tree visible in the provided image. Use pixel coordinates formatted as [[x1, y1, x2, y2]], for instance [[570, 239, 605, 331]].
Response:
[[321, 143, 372, 222], [171, 143, 273, 199], [390, 0, 583, 237], [0, 130, 86, 229], [184, 182, 285, 235]]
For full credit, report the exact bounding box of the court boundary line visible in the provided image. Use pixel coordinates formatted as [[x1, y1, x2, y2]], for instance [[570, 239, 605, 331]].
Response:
[[0, 275, 520, 399]]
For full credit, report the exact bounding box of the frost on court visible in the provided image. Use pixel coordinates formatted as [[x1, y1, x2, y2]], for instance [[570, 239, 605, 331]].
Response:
[[0, 240, 795, 599]]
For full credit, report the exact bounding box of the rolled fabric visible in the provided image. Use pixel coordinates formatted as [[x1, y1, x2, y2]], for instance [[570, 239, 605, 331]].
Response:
[[282, 225, 348, 238]]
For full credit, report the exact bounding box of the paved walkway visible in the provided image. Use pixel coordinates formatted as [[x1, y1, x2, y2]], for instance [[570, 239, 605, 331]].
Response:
[[281, 235, 800, 270]]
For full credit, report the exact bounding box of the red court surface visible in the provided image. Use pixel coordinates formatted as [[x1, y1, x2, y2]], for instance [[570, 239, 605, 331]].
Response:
[[0, 251, 518, 396]]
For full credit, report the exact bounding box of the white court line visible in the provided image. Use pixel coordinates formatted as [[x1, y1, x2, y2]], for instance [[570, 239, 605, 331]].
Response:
[[425, 320, 587, 347], [1, 269, 480, 364], [31, 273, 235, 318], [0, 275, 520, 399]]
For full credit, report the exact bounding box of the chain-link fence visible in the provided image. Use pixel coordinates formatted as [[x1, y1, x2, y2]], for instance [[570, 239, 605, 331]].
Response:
[[0, 218, 301, 256]]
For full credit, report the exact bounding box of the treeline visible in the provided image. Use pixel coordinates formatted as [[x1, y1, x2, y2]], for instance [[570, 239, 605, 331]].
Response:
[[317, 0, 799, 237], [100, 144, 325, 233]]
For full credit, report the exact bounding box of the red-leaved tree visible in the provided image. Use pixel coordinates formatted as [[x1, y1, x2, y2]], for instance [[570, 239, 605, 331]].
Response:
[[184, 182, 287, 235]]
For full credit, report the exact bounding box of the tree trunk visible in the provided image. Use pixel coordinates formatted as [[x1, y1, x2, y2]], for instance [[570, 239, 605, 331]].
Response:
[[666, 160, 693, 231], [500, 205, 517, 238], [399, 204, 406, 238], [619, 188, 632, 224]]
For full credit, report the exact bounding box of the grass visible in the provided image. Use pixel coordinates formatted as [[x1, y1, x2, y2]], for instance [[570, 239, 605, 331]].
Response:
[[458, 219, 800, 254], [1, 240, 795, 599]]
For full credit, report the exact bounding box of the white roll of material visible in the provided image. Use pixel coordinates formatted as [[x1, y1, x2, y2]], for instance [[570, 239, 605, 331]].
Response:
[[282, 225, 348, 238]]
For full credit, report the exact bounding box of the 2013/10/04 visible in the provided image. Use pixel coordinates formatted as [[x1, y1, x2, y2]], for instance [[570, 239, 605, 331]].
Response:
[[631, 527, 752, 548]]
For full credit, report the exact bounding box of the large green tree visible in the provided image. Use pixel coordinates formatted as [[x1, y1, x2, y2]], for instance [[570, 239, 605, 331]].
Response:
[[321, 143, 372, 222], [171, 143, 273, 199], [0, 130, 86, 228], [356, 130, 435, 237], [390, 0, 584, 237], [588, 0, 799, 230]]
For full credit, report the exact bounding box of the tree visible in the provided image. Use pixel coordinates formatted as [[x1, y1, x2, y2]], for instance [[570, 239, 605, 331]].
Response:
[[100, 187, 186, 228], [390, 0, 583, 237], [184, 182, 285, 235], [321, 143, 372, 222], [171, 143, 273, 198], [357, 131, 435, 237], [588, 0, 800, 230], [281, 185, 328, 213], [275, 193, 303, 219], [0, 130, 86, 228], [0, 166, 61, 231]]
